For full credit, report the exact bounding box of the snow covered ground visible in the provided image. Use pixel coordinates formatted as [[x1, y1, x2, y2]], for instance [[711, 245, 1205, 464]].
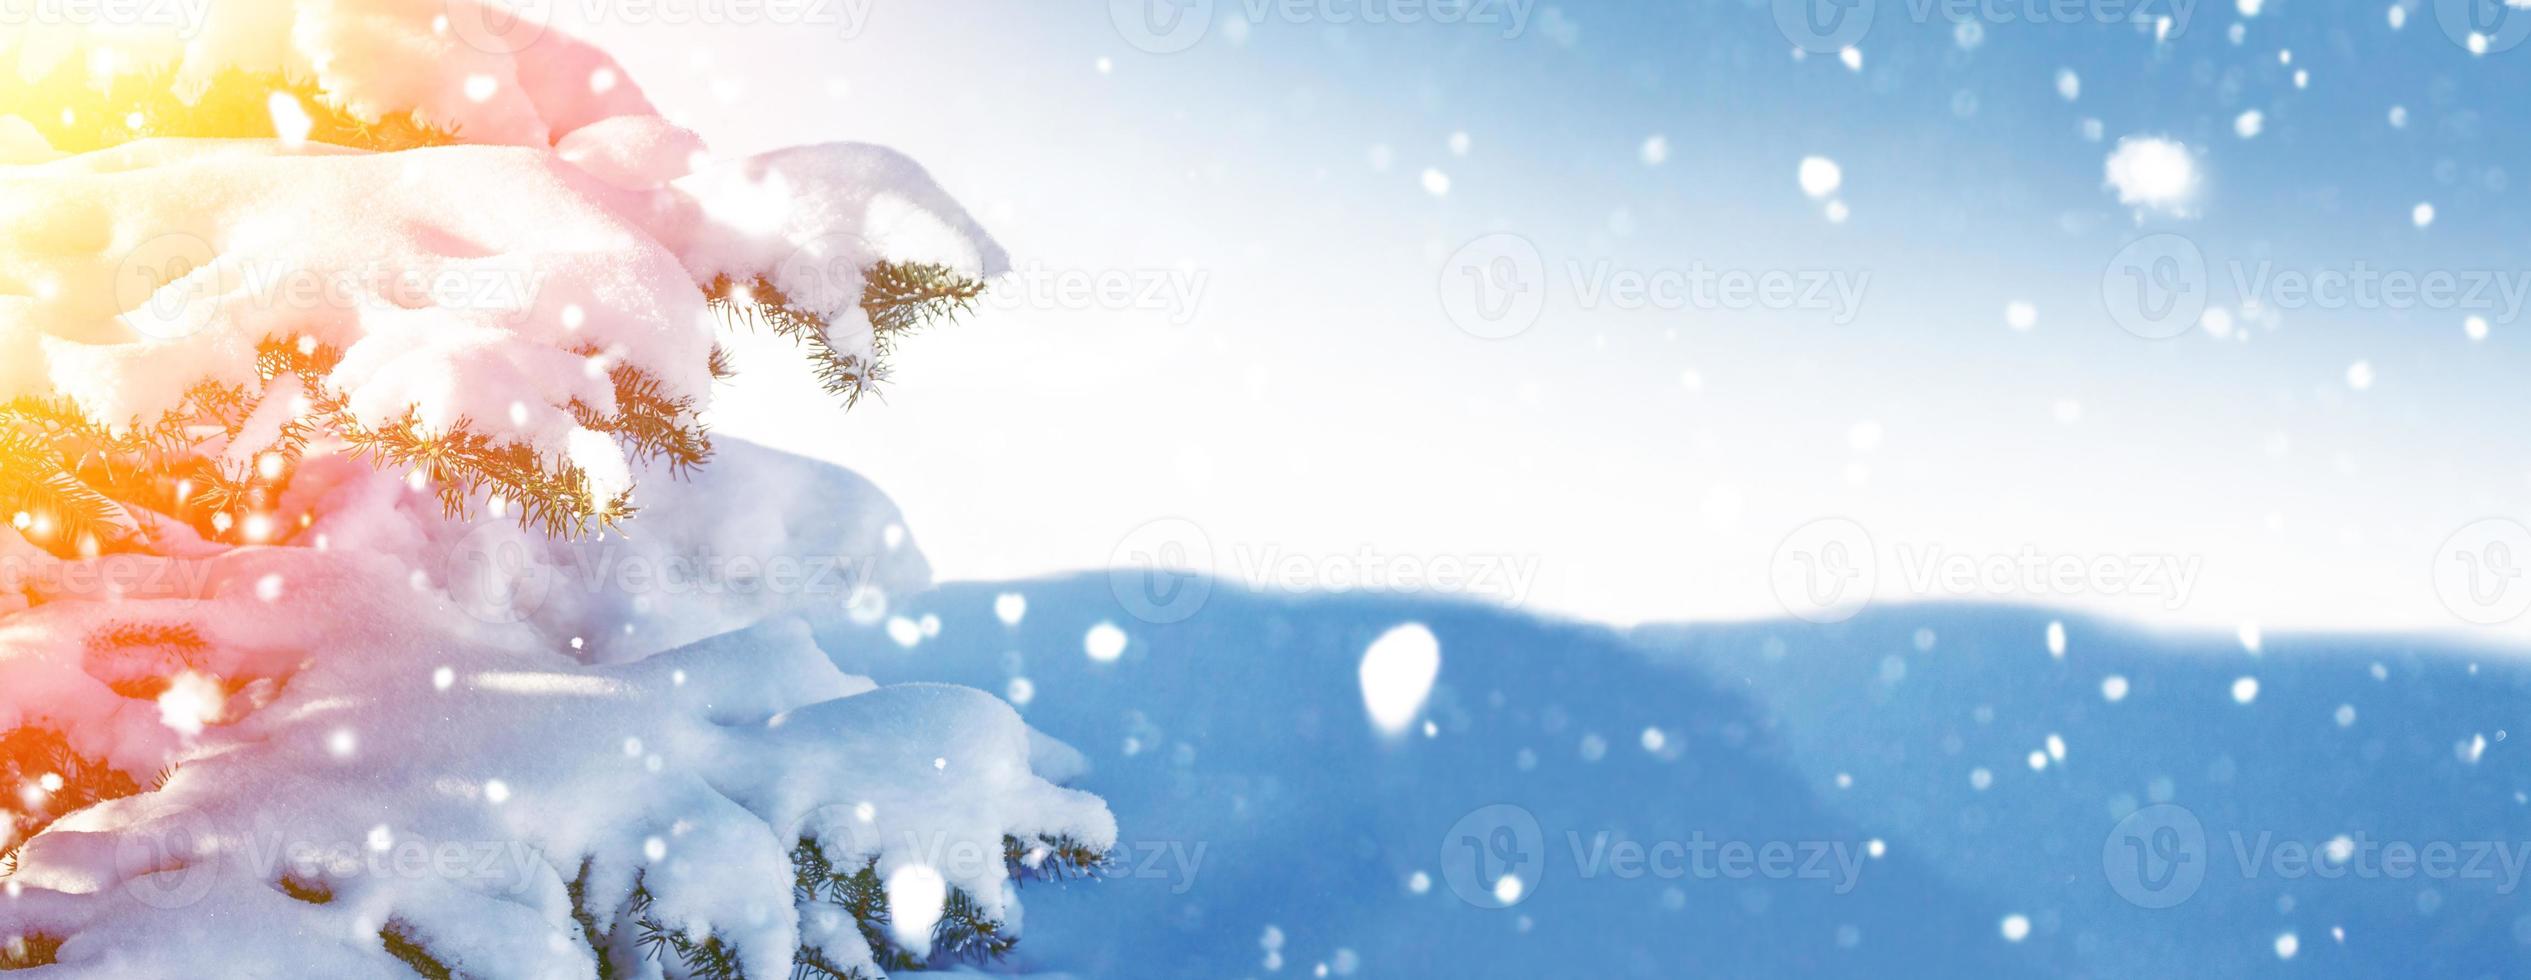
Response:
[[828, 576, 2531, 977]]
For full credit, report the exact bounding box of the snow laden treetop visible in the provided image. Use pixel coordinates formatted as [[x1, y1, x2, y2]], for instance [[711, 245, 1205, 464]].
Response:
[[0, 3, 1111, 977]]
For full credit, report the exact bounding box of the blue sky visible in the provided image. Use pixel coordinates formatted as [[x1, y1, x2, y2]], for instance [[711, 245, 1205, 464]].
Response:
[[569, 0, 2531, 636]]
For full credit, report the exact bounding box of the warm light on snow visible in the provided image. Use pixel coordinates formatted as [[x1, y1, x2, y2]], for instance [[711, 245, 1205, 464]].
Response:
[[1359, 624, 1442, 736]]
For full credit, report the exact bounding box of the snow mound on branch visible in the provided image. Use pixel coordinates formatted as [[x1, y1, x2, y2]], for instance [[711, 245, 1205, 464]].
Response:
[[1, 138, 712, 489], [1, 0, 657, 147], [556, 115, 708, 191], [3, 610, 1108, 978], [671, 143, 1010, 376], [0, 449, 1102, 977], [4, 132, 1001, 492], [289, 439, 935, 663], [0, 439, 932, 804]]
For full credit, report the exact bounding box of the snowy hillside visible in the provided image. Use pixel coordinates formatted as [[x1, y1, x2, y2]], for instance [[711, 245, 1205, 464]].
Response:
[[1637, 609, 2531, 977], [821, 580, 2530, 978]]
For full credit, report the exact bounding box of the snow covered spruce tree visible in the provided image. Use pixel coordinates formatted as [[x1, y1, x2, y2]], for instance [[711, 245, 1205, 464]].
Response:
[[0, 4, 1113, 977]]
